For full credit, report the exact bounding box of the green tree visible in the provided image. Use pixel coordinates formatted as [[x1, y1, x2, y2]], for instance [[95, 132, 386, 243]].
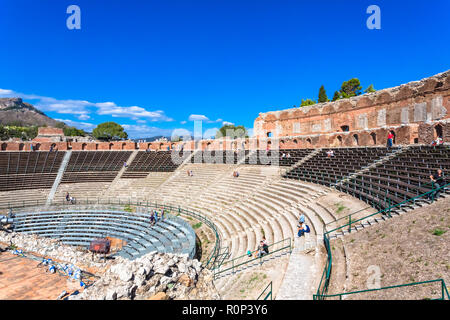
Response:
[[339, 78, 362, 98], [92, 122, 128, 141], [332, 91, 341, 101], [216, 124, 248, 139], [318, 85, 328, 103], [364, 84, 376, 93], [64, 126, 87, 137], [300, 99, 316, 107]]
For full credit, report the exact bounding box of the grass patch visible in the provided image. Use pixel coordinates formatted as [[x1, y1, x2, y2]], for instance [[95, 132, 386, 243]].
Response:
[[432, 228, 447, 236], [335, 202, 347, 214], [192, 222, 202, 229]]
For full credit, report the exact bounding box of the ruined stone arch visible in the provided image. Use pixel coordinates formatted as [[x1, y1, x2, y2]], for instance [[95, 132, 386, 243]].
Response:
[[370, 132, 377, 145], [353, 134, 359, 146], [434, 124, 443, 139]]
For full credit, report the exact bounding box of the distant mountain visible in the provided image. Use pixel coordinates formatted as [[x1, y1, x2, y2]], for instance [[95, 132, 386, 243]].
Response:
[[0, 98, 64, 127]]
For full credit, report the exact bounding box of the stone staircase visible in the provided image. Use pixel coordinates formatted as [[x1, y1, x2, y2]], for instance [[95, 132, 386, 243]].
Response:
[[280, 148, 323, 176], [46, 150, 72, 206]]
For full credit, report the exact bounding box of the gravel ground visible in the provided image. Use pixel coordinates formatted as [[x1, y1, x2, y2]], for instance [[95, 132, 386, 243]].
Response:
[[331, 197, 450, 300]]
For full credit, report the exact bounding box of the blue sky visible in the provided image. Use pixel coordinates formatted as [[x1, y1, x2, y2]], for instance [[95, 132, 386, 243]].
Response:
[[0, 0, 449, 139]]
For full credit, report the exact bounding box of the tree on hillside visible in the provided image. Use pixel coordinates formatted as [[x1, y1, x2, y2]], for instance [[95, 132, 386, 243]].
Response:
[[92, 122, 128, 141], [339, 78, 362, 98], [318, 85, 328, 103], [332, 91, 340, 101], [364, 84, 376, 93], [216, 124, 248, 139], [300, 99, 316, 107]]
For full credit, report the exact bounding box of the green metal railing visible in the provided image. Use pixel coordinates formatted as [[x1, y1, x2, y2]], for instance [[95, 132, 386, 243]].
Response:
[[212, 238, 292, 280], [257, 281, 273, 300], [314, 279, 450, 300], [316, 182, 450, 300], [324, 182, 450, 236], [3, 198, 222, 269]]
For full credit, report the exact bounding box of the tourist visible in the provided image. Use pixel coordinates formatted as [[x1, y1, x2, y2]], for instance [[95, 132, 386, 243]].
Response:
[[150, 211, 156, 226], [154, 210, 159, 224], [287, 153, 291, 158], [66, 192, 71, 203], [281, 152, 286, 158], [255, 241, 266, 258], [297, 222, 310, 237], [429, 169, 445, 201], [298, 214, 306, 224], [247, 250, 252, 258], [326, 150, 334, 158], [261, 237, 269, 254], [387, 131, 394, 148], [431, 137, 443, 147], [123, 161, 128, 168]]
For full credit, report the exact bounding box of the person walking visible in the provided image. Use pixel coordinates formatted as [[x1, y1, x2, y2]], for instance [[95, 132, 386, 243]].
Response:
[[429, 169, 445, 201], [387, 131, 394, 148]]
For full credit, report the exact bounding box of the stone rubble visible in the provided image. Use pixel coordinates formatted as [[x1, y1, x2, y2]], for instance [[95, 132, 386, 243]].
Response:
[[0, 231, 220, 300]]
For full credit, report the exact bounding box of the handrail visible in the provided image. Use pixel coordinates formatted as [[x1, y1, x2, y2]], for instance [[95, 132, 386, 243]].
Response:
[[212, 238, 292, 279], [316, 182, 450, 299], [3, 199, 221, 269], [325, 182, 450, 235], [314, 278, 449, 300], [257, 281, 273, 300]]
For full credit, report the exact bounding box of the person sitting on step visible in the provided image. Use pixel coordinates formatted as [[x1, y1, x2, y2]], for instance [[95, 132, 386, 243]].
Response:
[[297, 222, 310, 238]]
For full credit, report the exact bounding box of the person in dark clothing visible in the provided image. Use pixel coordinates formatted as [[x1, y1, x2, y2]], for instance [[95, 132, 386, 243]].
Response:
[[429, 169, 445, 200]]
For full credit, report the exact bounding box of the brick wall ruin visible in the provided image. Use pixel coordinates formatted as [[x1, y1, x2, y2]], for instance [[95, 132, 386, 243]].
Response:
[[254, 70, 450, 147]]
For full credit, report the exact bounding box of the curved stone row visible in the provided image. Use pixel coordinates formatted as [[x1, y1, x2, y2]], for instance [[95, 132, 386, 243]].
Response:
[[11, 207, 196, 260]]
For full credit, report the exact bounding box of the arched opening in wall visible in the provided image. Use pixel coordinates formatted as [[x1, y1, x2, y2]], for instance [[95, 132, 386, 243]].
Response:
[[122, 143, 127, 150], [159, 143, 164, 150], [171, 143, 175, 150], [370, 132, 377, 145], [267, 132, 272, 138], [19, 143, 24, 151], [293, 139, 298, 145], [353, 134, 359, 146], [341, 125, 350, 132], [81, 143, 87, 150], [1, 143, 7, 151], [147, 143, 152, 150], [336, 136, 343, 146], [267, 140, 272, 150], [414, 138, 419, 144], [35, 143, 41, 151], [434, 124, 443, 139], [280, 140, 285, 149], [206, 142, 211, 150], [109, 143, 114, 150], [95, 144, 99, 150], [306, 138, 312, 147]]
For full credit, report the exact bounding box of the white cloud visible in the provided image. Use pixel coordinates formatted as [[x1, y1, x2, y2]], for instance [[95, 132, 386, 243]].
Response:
[[222, 121, 234, 126], [0, 89, 13, 95], [0, 88, 173, 122], [77, 114, 91, 120], [55, 119, 96, 131], [189, 114, 210, 121], [180, 120, 187, 124], [188, 114, 224, 123]]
